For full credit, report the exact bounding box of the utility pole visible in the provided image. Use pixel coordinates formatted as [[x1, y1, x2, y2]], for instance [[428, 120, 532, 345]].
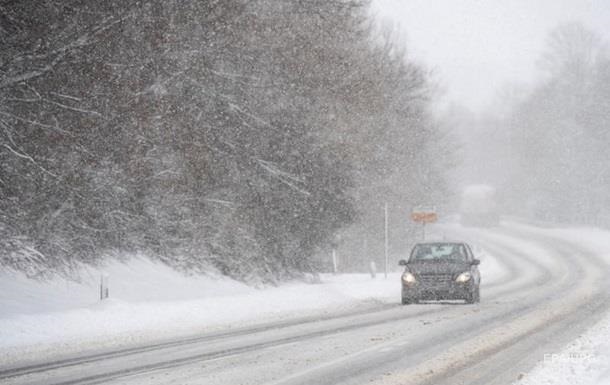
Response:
[[384, 202, 388, 279]]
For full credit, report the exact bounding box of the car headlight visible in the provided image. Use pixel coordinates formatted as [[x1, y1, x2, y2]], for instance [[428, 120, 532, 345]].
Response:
[[402, 272, 416, 284], [456, 272, 472, 283]]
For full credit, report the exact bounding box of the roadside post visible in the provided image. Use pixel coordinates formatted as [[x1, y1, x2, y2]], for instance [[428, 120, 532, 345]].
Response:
[[384, 202, 388, 279], [100, 274, 109, 301], [411, 206, 438, 241]]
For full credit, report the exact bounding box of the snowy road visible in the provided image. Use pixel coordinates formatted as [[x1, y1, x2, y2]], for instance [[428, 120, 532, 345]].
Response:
[[1, 223, 609, 385]]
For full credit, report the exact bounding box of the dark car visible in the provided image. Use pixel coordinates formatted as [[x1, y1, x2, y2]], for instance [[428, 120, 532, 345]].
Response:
[[399, 242, 480, 304]]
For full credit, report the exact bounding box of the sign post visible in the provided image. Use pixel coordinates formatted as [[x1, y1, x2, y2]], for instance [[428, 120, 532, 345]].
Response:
[[384, 202, 388, 279]]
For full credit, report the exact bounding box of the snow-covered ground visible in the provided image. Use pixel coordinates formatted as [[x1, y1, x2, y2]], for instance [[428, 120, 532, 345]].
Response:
[[0, 261, 392, 363], [0, 246, 503, 365], [504, 221, 610, 265], [502, 221, 610, 385], [514, 309, 610, 385], [1, 220, 608, 382]]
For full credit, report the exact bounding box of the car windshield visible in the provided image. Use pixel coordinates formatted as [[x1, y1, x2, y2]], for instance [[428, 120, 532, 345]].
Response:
[[410, 243, 467, 262]]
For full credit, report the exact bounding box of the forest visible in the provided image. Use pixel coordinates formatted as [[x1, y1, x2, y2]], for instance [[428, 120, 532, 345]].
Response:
[[0, 1, 449, 282], [453, 23, 610, 227]]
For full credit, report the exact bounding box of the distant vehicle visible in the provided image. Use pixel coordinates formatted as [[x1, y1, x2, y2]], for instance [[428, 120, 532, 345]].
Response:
[[399, 242, 481, 304], [459, 184, 500, 227]]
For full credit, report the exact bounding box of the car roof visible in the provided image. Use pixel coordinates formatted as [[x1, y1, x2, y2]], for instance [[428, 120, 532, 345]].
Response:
[[413, 242, 467, 246]]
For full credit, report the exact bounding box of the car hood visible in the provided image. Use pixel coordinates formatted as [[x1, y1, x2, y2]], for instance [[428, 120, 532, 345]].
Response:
[[407, 261, 470, 275]]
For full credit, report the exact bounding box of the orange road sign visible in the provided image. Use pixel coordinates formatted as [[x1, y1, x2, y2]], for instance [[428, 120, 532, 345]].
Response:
[[411, 207, 437, 223], [411, 211, 438, 223]]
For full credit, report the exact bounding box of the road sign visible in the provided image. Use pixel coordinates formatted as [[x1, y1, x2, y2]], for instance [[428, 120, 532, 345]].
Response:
[[411, 206, 437, 223], [412, 206, 437, 241]]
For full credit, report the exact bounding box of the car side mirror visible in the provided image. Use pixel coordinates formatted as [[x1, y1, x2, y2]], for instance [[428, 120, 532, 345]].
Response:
[[471, 259, 480, 265], [398, 259, 408, 266]]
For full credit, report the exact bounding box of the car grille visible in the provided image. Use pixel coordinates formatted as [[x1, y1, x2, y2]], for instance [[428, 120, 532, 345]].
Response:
[[419, 274, 453, 286]]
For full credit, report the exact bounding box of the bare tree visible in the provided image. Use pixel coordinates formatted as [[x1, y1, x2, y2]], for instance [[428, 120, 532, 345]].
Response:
[[538, 22, 607, 81]]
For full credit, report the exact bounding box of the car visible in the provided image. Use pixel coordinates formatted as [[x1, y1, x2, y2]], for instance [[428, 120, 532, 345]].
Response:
[[398, 242, 480, 304]]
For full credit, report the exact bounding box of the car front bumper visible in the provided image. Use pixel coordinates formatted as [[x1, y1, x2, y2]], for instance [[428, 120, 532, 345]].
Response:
[[402, 282, 475, 300]]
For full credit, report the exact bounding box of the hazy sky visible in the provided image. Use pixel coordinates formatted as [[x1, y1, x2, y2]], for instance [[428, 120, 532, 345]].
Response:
[[371, 0, 610, 112]]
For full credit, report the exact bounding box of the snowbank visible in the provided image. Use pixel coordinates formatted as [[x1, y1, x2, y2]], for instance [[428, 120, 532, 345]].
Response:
[[0, 257, 405, 363], [0, 257, 249, 316]]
